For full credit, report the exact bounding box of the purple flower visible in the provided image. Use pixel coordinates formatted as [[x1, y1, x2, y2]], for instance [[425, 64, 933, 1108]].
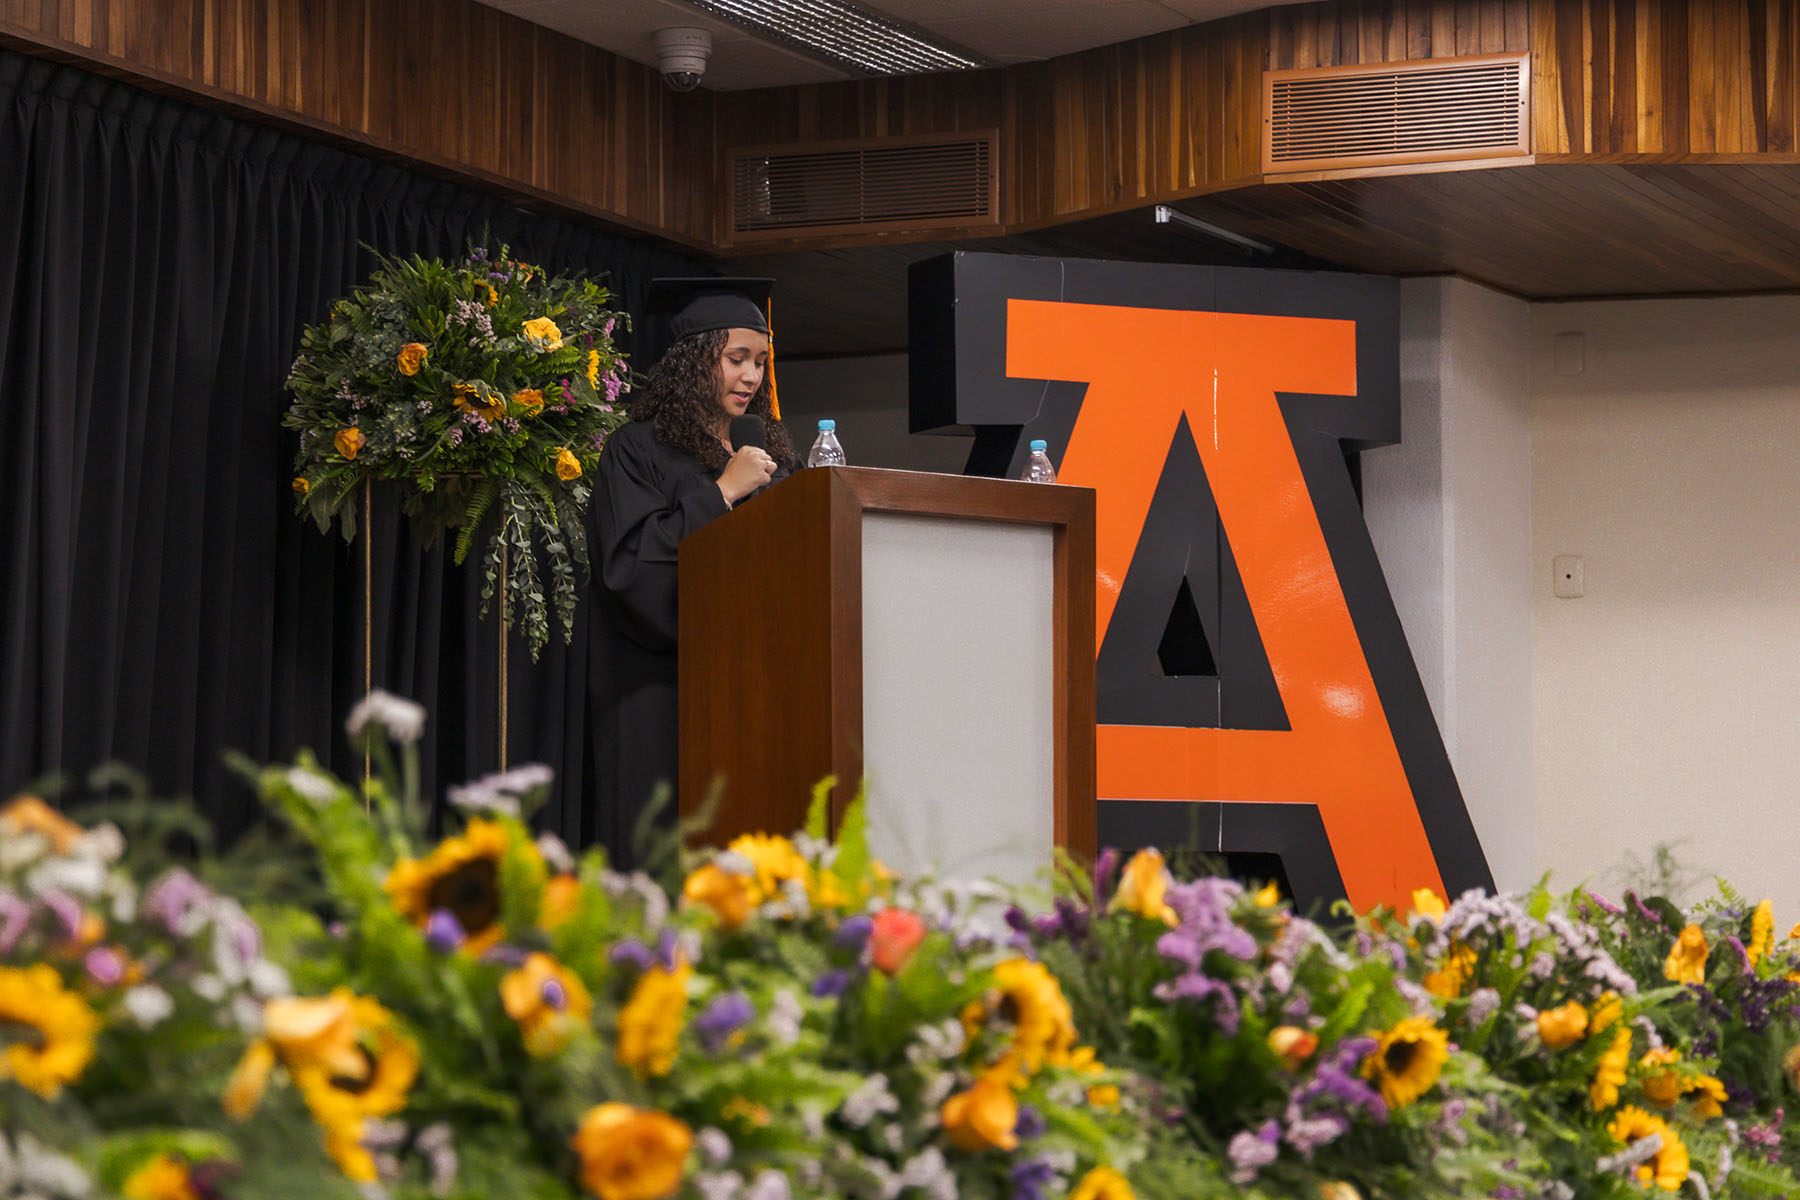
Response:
[[426, 909, 466, 953], [610, 939, 655, 971], [541, 977, 569, 1012], [143, 869, 210, 935], [0, 892, 28, 954], [695, 992, 756, 1051], [1227, 1119, 1280, 1183], [1013, 1104, 1046, 1140], [604, 372, 624, 403], [1283, 1112, 1350, 1156], [833, 914, 873, 950], [1092, 847, 1119, 900], [1158, 878, 1258, 965], [84, 946, 125, 986], [39, 890, 84, 942], [448, 427, 463, 447], [1010, 1157, 1057, 1200], [591, 432, 607, 451], [1585, 890, 1622, 915], [602, 317, 616, 338], [811, 969, 851, 998]]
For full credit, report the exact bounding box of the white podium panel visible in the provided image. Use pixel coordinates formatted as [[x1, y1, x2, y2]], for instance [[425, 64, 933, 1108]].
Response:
[[860, 512, 1056, 888]]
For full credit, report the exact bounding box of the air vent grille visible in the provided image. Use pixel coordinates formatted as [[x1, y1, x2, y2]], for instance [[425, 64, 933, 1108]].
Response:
[[1264, 53, 1529, 175], [729, 133, 998, 241]]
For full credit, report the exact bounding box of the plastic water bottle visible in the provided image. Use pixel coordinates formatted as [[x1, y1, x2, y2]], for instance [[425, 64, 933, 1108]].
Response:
[[808, 419, 846, 468], [1021, 439, 1056, 483]]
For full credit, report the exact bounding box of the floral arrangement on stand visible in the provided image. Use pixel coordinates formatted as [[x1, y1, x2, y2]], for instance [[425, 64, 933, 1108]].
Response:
[[9, 695, 1800, 1199], [284, 246, 632, 658]]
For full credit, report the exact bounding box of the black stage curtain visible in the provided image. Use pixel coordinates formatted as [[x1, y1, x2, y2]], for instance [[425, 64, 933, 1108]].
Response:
[[0, 48, 703, 845]]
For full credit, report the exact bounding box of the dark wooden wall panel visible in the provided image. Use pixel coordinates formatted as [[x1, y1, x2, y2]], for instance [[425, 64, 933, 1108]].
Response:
[[0, 0, 718, 247]]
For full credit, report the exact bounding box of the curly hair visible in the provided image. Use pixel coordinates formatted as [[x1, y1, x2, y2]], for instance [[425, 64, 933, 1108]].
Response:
[[629, 329, 795, 470]]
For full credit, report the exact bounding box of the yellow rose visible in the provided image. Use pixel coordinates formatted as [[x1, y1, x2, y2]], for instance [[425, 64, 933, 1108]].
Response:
[[1410, 888, 1447, 921], [522, 316, 564, 351], [291, 477, 310, 497], [1317, 1185, 1362, 1200], [334, 428, 364, 460], [1639, 1047, 1684, 1107], [557, 448, 583, 481], [571, 1103, 691, 1200], [1086, 1083, 1120, 1108], [514, 388, 545, 416], [1664, 924, 1709, 986], [1536, 1001, 1589, 1049], [1111, 847, 1177, 925], [940, 1070, 1018, 1151], [396, 342, 427, 375], [682, 863, 754, 930]]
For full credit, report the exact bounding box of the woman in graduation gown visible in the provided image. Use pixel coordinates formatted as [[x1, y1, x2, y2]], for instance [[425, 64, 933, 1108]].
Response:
[[586, 278, 798, 865]]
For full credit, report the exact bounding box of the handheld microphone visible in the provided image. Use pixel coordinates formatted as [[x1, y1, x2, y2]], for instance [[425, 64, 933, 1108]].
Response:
[[729, 414, 766, 452]]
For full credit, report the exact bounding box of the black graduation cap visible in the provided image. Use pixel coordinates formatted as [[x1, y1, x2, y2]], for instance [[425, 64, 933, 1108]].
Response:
[[645, 276, 781, 415]]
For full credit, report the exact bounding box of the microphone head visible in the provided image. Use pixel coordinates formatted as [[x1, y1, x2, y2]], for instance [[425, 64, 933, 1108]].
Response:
[[729, 414, 766, 451]]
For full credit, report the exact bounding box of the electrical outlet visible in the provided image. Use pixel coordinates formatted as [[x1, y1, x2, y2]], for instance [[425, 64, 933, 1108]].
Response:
[[1552, 555, 1585, 599]]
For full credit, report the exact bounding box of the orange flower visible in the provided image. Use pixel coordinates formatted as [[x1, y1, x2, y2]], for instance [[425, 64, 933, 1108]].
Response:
[[396, 342, 428, 375], [1536, 1001, 1589, 1049], [1424, 942, 1476, 999], [557, 448, 583, 481], [1111, 848, 1177, 925], [1640, 1047, 1684, 1107], [1410, 888, 1447, 921], [291, 477, 310, 497], [514, 388, 545, 416], [540, 874, 582, 929], [1664, 924, 1708, 985], [334, 428, 364, 460], [122, 1153, 200, 1200], [571, 1104, 692, 1200], [869, 908, 927, 974], [1268, 1025, 1319, 1069], [682, 863, 755, 930], [501, 953, 593, 1057], [941, 1069, 1018, 1151], [1071, 1167, 1135, 1200], [0, 795, 84, 853]]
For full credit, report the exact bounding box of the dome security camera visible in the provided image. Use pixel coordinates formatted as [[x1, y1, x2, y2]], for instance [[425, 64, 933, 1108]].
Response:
[[653, 28, 712, 93]]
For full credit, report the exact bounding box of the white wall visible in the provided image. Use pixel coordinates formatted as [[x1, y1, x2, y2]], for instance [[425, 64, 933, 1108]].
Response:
[[1531, 296, 1800, 912], [1363, 278, 1536, 893]]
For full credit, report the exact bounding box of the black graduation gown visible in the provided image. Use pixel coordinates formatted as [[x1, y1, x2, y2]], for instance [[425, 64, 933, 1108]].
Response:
[[585, 419, 792, 864]]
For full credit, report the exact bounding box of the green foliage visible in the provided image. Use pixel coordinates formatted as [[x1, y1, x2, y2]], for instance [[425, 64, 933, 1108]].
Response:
[[283, 243, 631, 659]]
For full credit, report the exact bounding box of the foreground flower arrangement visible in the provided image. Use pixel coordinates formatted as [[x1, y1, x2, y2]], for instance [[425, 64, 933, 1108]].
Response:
[[8, 697, 1800, 1199], [284, 246, 631, 658]]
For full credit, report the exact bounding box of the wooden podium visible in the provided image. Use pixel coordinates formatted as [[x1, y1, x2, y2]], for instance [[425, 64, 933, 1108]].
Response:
[[678, 467, 1096, 884]]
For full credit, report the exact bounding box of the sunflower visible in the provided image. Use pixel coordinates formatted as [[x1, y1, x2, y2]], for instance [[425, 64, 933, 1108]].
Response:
[[223, 990, 418, 1181], [385, 818, 523, 954], [980, 958, 1078, 1075], [1591, 1026, 1633, 1111], [1360, 1015, 1449, 1109], [723, 833, 808, 903], [0, 964, 98, 1098], [1607, 1105, 1689, 1191]]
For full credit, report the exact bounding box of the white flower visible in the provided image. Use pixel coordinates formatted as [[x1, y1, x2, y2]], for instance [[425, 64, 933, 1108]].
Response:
[[284, 766, 340, 806], [765, 988, 803, 1048], [123, 985, 174, 1027], [1465, 987, 1501, 1026], [1, 1131, 93, 1198], [0, 832, 45, 871], [695, 1172, 743, 1200], [250, 960, 292, 998], [696, 1128, 733, 1166], [743, 1171, 790, 1200], [25, 857, 106, 899], [899, 1148, 956, 1200], [68, 823, 124, 864], [447, 763, 554, 818], [345, 689, 427, 745], [415, 1124, 458, 1198], [840, 1074, 900, 1128], [535, 832, 576, 875], [918, 1070, 957, 1110]]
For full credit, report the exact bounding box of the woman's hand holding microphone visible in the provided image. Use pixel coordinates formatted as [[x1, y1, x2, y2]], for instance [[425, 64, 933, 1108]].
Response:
[[717, 445, 777, 506]]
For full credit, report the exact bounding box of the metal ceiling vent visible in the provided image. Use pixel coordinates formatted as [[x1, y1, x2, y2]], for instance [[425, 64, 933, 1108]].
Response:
[[1263, 52, 1529, 176], [729, 132, 998, 241]]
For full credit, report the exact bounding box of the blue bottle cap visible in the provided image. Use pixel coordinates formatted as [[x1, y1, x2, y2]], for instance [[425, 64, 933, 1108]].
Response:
[[1029, 439, 1047, 451], [819, 419, 836, 431]]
